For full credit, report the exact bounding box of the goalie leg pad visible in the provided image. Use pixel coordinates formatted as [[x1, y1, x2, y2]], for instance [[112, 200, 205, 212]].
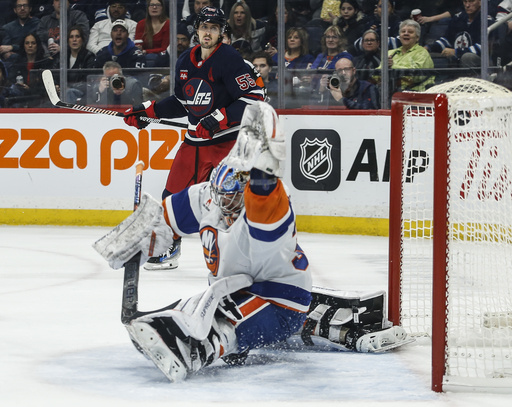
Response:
[[301, 288, 388, 347], [127, 320, 188, 382], [129, 314, 237, 381], [92, 192, 173, 269]]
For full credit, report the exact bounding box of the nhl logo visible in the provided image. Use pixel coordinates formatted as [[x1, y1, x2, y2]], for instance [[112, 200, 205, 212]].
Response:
[[299, 138, 333, 182]]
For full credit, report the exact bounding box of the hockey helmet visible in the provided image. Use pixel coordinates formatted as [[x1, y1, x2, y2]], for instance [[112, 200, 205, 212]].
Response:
[[210, 162, 249, 227], [194, 6, 227, 33]]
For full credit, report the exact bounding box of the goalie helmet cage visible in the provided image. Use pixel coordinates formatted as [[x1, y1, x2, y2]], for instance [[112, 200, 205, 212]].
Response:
[[388, 78, 512, 393]]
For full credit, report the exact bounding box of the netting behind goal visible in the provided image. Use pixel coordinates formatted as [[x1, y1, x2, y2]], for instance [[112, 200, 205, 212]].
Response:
[[388, 78, 512, 393]]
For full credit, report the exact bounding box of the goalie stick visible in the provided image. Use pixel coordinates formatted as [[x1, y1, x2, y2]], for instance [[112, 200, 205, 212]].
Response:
[[42, 70, 187, 128], [121, 160, 144, 324]]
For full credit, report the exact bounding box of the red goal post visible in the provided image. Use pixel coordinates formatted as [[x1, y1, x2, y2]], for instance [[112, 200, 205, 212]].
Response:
[[388, 78, 512, 393]]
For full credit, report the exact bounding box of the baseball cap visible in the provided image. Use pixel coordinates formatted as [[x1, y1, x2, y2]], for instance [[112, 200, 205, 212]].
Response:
[[112, 19, 128, 31]]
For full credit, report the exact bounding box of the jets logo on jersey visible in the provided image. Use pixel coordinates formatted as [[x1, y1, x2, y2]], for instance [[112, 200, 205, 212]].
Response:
[[200, 226, 219, 276], [184, 78, 214, 117], [180, 70, 188, 80], [454, 32, 471, 49]]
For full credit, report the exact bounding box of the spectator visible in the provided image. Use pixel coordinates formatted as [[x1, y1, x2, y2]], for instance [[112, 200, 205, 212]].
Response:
[[310, 25, 350, 69], [0, 0, 16, 25], [250, 50, 295, 108], [152, 24, 192, 68], [0, 60, 15, 107], [89, 60, 143, 106], [385, 19, 434, 91], [134, 0, 170, 61], [316, 55, 380, 108], [88, 0, 146, 23], [409, 0, 461, 25], [271, 26, 314, 69], [37, 0, 89, 57], [496, 0, 512, 29], [64, 25, 95, 103], [32, 0, 59, 19], [176, 24, 192, 56], [93, 19, 146, 68], [426, 0, 493, 69], [1, 0, 41, 64], [354, 0, 401, 55], [87, 0, 137, 55], [353, 29, 381, 81], [227, 0, 266, 52], [495, 0, 512, 65], [333, 0, 367, 55], [365, 0, 401, 39], [262, 2, 298, 52], [7, 32, 53, 107], [223, 0, 276, 20]]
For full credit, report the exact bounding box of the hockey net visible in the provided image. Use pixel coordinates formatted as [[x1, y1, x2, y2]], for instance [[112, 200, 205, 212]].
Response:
[[388, 78, 512, 392]]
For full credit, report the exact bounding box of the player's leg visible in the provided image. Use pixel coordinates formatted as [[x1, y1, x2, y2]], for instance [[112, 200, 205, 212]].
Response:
[[205, 139, 237, 170], [144, 144, 199, 270], [219, 291, 308, 365]]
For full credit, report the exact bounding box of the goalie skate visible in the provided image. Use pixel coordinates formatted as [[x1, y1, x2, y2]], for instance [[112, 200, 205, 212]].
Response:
[[143, 238, 181, 270], [127, 321, 187, 382], [356, 326, 414, 353]]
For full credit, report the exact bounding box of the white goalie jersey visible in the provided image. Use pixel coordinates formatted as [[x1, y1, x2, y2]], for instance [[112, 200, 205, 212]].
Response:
[[162, 179, 313, 313]]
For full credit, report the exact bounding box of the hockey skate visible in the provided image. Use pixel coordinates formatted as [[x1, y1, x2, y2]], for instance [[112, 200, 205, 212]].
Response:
[[143, 237, 181, 270], [356, 325, 414, 353]]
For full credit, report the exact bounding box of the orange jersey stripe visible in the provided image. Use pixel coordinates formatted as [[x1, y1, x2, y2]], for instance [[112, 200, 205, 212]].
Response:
[[244, 180, 289, 225], [239, 295, 269, 318], [162, 199, 180, 240]]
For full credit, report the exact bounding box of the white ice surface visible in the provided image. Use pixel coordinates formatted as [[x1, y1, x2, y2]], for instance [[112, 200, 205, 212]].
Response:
[[1, 225, 510, 406]]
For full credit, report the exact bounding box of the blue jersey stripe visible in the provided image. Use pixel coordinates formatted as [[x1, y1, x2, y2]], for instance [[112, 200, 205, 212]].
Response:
[[244, 208, 294, 242], [170, 190, 200, 234]]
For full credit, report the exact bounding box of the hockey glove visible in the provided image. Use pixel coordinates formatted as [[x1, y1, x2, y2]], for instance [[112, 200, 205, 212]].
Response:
[[224, 102, 285, 177], [124, 100, 158, 129], [196, 108, 229, 139]]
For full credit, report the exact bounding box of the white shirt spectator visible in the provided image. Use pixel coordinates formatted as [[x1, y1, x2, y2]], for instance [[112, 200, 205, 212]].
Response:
[[87, 6, 136, 55]]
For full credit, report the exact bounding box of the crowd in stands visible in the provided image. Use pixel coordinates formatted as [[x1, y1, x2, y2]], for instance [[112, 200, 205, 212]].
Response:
[[0, 0, 510, 108]]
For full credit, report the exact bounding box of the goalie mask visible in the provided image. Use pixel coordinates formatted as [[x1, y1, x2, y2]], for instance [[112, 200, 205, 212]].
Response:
[[210, 163, 249, 227]]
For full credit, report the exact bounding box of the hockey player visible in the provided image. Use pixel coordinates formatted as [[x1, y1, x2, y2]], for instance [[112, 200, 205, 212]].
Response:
[[94, 102, 411, 382], [123, 6, 265, 271]]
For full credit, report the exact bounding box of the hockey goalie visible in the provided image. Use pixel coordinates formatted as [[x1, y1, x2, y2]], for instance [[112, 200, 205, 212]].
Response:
[[93, 101, 411, 382]]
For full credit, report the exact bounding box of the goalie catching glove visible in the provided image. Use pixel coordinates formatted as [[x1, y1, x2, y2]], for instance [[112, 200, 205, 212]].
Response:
[[92, 193, 173, 269], [124, 100, 158, 129], [195, 108, 229, 139], [224, 102, 285, 177]]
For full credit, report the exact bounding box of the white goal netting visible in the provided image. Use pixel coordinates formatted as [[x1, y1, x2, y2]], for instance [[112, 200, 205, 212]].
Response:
[[395, 78, 512, 390]]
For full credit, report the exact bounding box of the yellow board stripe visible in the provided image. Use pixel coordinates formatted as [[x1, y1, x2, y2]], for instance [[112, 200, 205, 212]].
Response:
[[0, 209, 390, 236]]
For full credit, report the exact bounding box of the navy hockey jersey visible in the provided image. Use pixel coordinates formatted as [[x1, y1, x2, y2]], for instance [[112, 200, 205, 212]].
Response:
[[429, 11, 494, 58], [154, 43, 265, 146]]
